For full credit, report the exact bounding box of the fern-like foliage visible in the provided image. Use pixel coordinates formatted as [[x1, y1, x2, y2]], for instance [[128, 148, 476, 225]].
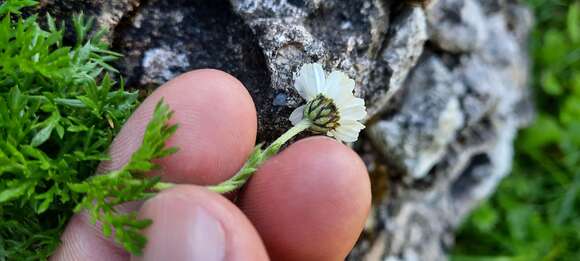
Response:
[[0, 1, 176, 259]]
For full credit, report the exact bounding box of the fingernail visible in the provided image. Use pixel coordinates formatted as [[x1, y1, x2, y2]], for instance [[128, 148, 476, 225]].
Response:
[[187, 207, 226, 260], [136, 205, 226, 261]]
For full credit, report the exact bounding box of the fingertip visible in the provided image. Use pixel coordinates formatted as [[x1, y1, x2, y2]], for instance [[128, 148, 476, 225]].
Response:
[[239, 136, 371, 260], [155, 70, 258, 184], [135, 185, 268, 261], [285, 136, 370, 206]]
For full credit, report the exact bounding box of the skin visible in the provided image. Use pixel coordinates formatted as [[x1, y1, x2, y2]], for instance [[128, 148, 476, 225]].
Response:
[[50, 69, 371, 261]]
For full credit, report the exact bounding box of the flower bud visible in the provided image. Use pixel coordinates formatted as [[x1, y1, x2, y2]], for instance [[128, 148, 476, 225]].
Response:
[[303, 94, 340, 133]]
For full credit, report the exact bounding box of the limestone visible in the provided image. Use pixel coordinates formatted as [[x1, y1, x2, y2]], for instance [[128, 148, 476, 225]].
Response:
[[141, 47, 190, 85], [426, 0, 488, 53], [37, 0, 139, 39], [372, 6, 428, 116], [112, 0, 428, 140], [368, 55, 464, 179], [357, 0, 532, 259]]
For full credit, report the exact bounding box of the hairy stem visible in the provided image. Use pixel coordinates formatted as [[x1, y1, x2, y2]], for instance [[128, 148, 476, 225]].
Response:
[[269, 119, 311, 149], [206, 120, 311, 193]]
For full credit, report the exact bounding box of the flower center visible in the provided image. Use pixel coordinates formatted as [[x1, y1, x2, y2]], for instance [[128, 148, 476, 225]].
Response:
[[303, 94, 340, 133]]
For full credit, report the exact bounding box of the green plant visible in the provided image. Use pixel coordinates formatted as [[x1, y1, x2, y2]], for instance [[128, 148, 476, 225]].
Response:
[[453, 1, 580, 260], [0, 1, 176, 259]]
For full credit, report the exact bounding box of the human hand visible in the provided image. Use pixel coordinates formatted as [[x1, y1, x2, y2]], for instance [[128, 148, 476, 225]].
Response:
[[50, 69, 371, 261]]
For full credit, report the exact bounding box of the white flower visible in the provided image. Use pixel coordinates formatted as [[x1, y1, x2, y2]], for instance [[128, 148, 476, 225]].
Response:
[[289, 63, 366, 142]]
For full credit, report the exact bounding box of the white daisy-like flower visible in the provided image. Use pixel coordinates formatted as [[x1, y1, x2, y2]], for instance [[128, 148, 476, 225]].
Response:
[[289, 63, 366, 142]]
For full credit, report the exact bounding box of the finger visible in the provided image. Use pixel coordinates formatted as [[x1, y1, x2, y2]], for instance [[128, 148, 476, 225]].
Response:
[[101, 69, 257, 184], [238, 137, 371, 261], [51, 69, 257, 260], [133, 185, 268, 261]]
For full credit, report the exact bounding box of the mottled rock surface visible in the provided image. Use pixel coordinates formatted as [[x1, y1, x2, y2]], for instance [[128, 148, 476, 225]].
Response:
[[46, 0, 533, 260], [359, 1, 533, 260]]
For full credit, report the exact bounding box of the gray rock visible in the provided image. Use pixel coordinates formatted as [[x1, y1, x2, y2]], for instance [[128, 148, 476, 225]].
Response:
[[37, 0, 139, 40], [45, 0, 533, 259], [357, 0, 532, 260], [426, 0, 487, 53], [368, 55, 465, 180], [371, 6, 427, 117], [112, 0, 418, 141], [140, 47, 190, 85], [112, 0, 279, 141]]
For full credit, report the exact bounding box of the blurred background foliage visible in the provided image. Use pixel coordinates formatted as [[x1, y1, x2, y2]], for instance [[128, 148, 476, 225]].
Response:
[[452, 0, 580, 260]]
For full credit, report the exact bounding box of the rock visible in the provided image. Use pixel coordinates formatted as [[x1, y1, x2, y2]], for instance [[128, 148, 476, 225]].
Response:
[[426, 0, 487, 53], [112, 0, 426, 141], [357, 0, 533, 260], [112, 0, 278, 140], [371, 6, 427, 116], [44, 0, 533, 259], [36, 0, 139, 40], [140, 48, 190, 85], [368, 55, 465, 179]]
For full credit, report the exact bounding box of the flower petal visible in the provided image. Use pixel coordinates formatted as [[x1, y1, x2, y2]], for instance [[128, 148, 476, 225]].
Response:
[[340, 105, 366, 121], [326, 71, 355, 103], [339, 97, 365, 110], [339, 119, 365, 131], [289, 105, 306, 125], [327, 119, 364, 143], [331, 128, 359, 143], [294, 63, 327, 100]]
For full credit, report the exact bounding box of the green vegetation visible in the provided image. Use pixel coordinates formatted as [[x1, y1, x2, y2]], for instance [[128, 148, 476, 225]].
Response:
[[0, 1, 176, 259], [453, 0, 580, 260]]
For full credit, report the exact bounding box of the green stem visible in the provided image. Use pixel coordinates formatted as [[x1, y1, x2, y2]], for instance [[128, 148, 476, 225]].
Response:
[[207, 119, 311, 193], [153, 181, 175, 191], [269, 119, 311, 149]]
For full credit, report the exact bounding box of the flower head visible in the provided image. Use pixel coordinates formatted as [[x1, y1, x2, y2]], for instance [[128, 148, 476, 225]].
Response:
[[289, 63, 366, 142]]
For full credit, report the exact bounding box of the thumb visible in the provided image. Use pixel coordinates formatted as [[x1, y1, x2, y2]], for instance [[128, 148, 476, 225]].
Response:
[[132, 185, 269, 261]]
